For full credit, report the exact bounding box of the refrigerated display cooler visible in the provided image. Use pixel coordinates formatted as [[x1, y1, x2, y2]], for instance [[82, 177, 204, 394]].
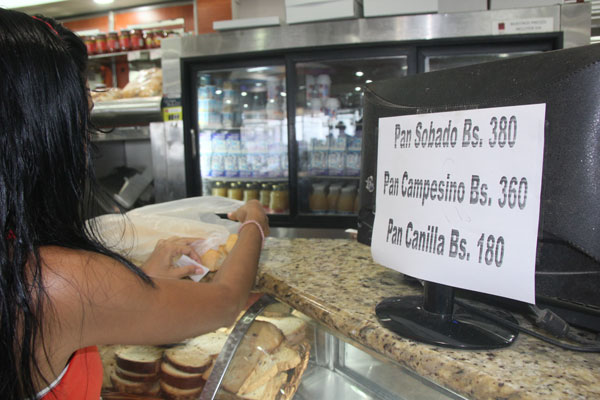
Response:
[[158, 2, 589, 228]]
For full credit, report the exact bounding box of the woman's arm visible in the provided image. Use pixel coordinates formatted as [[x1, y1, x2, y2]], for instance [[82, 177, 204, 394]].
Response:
[[40, 201, 269, 354]]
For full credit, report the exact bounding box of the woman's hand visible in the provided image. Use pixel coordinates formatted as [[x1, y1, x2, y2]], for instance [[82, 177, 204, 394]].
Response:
[[227, 200, 270, 237], [141, 237, 204, 279]]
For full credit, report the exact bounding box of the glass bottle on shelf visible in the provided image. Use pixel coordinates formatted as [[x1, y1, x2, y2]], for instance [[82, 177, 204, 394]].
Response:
[[259, 183, 271, 210], [228, 181, 243, 201], [337, 184, 357, 214], [269, 183, 289, 214], [327, 183, 342, 213], [309, 182, 328, 214], [211, 181, 227, 197], [243, 182, 259, 202]]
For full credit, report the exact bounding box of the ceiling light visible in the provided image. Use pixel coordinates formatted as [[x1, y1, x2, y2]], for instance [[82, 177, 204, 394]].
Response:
[[0, 0, 66, 8], [355, 71, 364, 77], [94, 0, 114, 4]]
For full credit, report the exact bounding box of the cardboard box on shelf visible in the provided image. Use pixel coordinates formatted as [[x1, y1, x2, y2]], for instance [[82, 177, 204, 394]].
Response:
[[438, 0, 487, 13], [363, 0, 437, 17], [285, 0, 362, 24], [490, 0, 564, 10]]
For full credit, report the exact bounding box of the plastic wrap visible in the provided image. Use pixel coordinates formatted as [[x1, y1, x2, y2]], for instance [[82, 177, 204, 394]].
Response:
[[90, 196, 243, 265]]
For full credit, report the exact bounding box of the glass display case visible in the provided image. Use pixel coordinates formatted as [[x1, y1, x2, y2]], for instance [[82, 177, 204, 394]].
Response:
[[294, 55, 409, 218], [99, 295, 463, 400], [169, 3, 589, 229], [194, 64, 290, 215]]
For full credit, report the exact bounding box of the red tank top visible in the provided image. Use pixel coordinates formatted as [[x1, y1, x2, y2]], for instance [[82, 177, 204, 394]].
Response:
[[38, 346, 103, 400]]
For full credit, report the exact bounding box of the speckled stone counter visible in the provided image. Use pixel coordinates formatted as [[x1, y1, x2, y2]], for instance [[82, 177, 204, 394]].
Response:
[[255, 238, 600, 400]]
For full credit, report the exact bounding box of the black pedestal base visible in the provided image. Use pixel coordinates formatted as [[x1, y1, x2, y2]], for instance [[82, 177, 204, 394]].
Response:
[[376, 296, 519, 349]]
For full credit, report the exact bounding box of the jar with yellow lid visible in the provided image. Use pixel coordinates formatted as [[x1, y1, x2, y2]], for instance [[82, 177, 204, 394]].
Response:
[[269, 183, 289, 214], [243, 182, 259, 202], [228, 182, 244, 201], [211, 181, 228, 197], [259, 183, 272, 209]]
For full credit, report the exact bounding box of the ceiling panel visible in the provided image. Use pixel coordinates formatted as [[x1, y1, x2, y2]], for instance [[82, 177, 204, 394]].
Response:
[[9, 0, 183, 20]]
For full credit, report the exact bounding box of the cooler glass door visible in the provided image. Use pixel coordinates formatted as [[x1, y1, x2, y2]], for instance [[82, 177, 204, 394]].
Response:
[[294, 55, 410, 218], [195, 64, 289, 215]]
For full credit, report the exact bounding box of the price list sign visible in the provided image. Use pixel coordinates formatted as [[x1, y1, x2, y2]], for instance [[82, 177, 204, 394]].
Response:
[[371, 104, 545, 303]]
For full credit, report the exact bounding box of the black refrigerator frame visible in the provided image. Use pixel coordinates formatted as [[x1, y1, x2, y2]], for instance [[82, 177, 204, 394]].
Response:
[[174, 3, 588, 229]]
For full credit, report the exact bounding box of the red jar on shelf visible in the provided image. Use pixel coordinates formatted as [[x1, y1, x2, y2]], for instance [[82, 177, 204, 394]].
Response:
[[119, 29, 131, 51], [130, 29, 144, 50], [95, 33, 108, 54], [83, 35, 97, 55], [153, 30, 164, 48], [144, 30, 155, 49], [107, 31, 120, 52]]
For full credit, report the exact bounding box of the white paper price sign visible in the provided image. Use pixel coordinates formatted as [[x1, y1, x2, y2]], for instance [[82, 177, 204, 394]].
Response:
[[371, 104, 545, 303]]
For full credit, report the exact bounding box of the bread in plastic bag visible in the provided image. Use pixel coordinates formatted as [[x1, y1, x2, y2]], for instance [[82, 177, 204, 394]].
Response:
[[89, 196, 243, 265]]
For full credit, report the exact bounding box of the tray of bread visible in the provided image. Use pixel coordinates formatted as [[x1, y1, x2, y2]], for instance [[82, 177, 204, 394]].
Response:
[[99, 297, 311, 400]]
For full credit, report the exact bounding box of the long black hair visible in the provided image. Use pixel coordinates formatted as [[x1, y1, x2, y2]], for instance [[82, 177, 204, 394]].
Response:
[[0, 8, 152, 399]]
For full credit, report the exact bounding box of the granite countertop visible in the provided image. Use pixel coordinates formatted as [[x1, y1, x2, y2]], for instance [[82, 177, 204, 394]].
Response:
[[255, 238, 600, 400]]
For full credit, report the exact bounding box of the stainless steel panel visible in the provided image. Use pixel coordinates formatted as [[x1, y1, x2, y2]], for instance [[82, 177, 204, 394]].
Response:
[[91, 96, 162, 126], [167, 5, 590, 60], [561, 2, 592, 47], [150, 121, 187, 203]]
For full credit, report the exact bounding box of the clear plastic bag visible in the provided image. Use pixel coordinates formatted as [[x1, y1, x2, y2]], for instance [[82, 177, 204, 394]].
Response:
[[90, 196, 243, 264]]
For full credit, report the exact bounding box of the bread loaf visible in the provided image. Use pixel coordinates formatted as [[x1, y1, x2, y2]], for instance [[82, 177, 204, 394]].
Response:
[[200, 249, 225, 271], [225, 234, 238, 253]]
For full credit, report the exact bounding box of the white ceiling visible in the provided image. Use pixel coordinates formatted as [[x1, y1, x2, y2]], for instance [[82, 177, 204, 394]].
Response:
[[10, 0, 184, 20]]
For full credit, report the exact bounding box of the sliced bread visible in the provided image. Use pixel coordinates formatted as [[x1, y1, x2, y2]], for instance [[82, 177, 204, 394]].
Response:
[[163, 346, 212, 374], [261, 302, 292, 318], [187, 331, 229, 358], [256, 316, 307, 345], [110, 371, 160, 395], [115, 365, 159, 383], [160, 360, 206, 390], [238, 372, 287, 400], [160, 379, 205, 400], [221, 321, 284, 394], [236, 352, 279, 395], [115, 345, 164, 374]]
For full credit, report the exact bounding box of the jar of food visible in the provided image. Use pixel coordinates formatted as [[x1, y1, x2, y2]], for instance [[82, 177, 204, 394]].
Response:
[[107, 31, 120, 52], [153, 30, 164, 48], [228, 182, 243, 201], [83, 35, 97, 55], [337, 185, 357, 214], [144, 30, 154, 49], [270, 183, 289, 214], [94, 33, 108, 54], [130, 29, 144, 50], [309, 182, 328, 214], [211, 181, 227, 197], [327, 183, 342, 213], [119, 29, 131, 51], [243, 182, 259, 203], [259, 183, 271, 209]]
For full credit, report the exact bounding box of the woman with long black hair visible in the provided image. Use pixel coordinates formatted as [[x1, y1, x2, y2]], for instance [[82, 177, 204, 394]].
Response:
[[0, 8, 269, 399]]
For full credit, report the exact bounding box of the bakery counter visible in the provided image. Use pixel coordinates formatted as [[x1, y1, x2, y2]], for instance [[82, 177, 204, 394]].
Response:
[[255, 237, 600, 400]]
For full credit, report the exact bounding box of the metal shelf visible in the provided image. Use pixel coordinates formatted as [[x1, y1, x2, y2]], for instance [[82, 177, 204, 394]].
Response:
[[91, 96, 163, 126]]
